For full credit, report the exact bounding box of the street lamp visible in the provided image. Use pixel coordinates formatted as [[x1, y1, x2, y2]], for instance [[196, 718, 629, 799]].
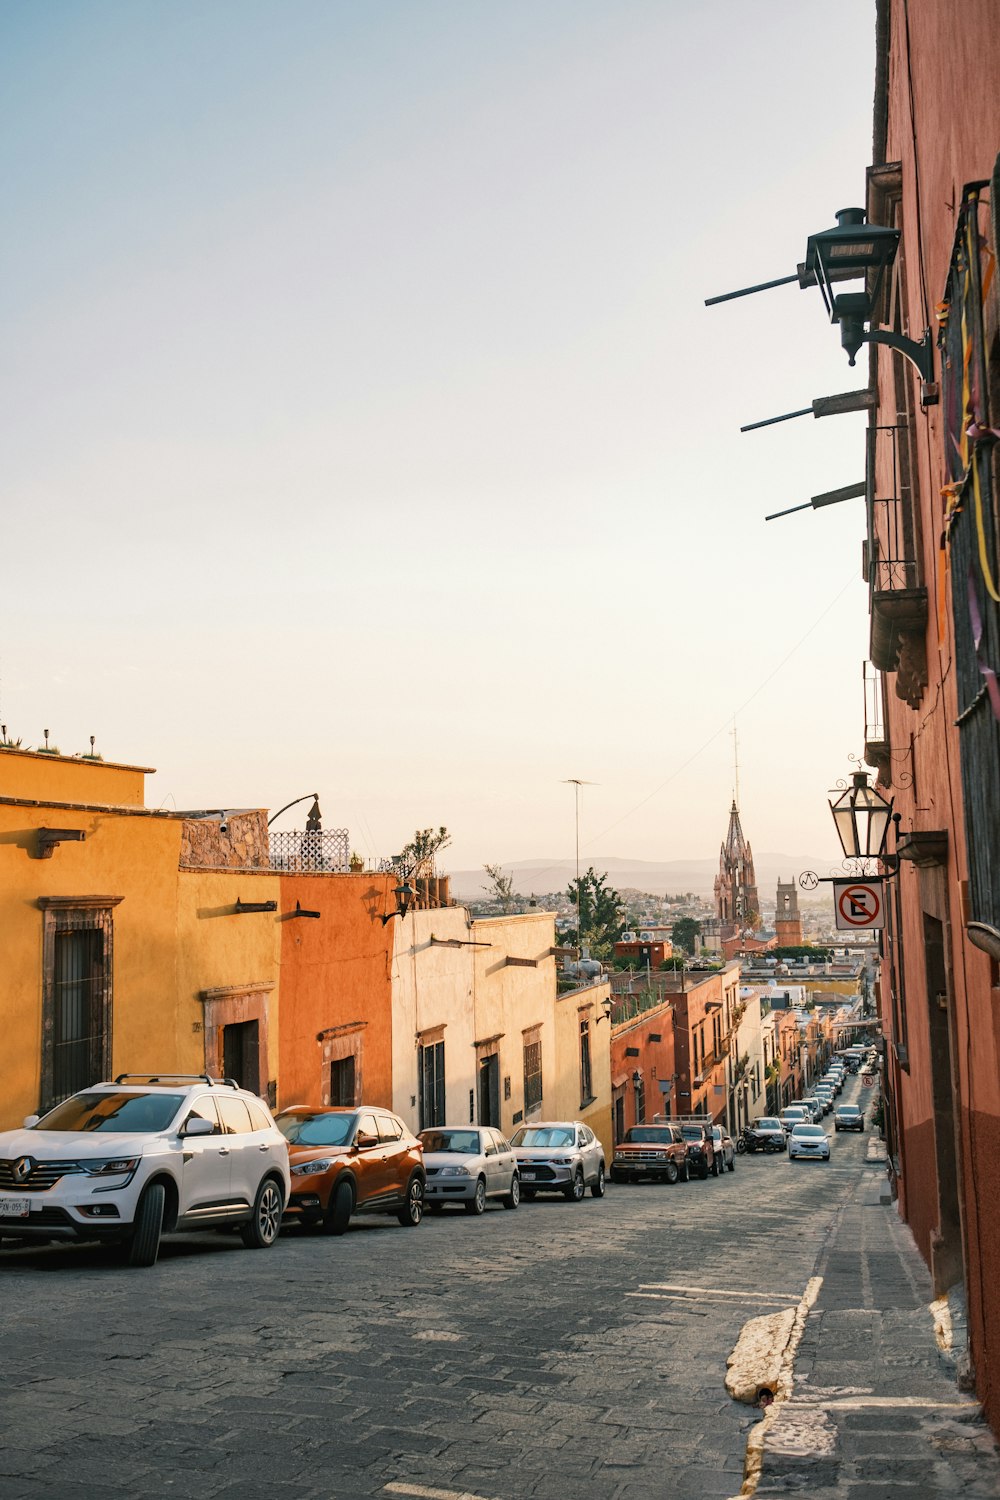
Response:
[[804, 207, 935, 386], [828, 770, 895, 864], [381, 882, 417, 925]]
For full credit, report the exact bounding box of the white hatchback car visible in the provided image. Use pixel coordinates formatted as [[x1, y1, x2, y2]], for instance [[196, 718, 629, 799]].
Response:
[[788, 1123, 831, 1161], [509, 1120, 605, 1202], [0, 1075, 290, 1267], [419, 1126, 520, 1214]]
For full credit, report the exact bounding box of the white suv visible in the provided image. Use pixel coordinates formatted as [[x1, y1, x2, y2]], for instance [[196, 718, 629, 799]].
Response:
[[509, 1120, 606, 1201], [0, 1075, 290, 1267]]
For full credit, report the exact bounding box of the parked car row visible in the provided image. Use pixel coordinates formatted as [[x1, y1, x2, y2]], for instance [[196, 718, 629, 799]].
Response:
[[610, 1120, 736, 1183], [0, 1065, 874, 1270], [0, 1076, 612, 1269]]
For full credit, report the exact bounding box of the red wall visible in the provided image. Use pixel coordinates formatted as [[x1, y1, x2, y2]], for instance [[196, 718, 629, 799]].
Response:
[[611, 1002, 677, 1135], [277, 872, 397, 1110], [879, 0, 1000, 1431]]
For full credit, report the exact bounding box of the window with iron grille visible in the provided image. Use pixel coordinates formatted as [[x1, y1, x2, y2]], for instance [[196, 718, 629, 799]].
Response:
[[942, 187, 1000, 942], [523, 1037, 542, 1111], [38, 898, 121, 1112], [579, 1018, 593, 1105], [418, 1041, 445, 1129]]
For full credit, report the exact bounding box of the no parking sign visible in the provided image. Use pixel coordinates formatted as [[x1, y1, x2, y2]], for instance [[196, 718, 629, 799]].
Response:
[[833, 878, 886, 931]]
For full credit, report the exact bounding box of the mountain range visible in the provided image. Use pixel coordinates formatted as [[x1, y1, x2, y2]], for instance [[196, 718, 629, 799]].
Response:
[[448, 853, 840, 902]]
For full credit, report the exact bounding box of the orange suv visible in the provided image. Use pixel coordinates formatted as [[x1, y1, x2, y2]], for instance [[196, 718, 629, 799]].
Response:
[[276, 1106, 425, 1234]]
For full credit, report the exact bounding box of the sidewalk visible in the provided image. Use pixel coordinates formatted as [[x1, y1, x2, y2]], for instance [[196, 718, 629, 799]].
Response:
[[753, 1143, 1000, 1498]]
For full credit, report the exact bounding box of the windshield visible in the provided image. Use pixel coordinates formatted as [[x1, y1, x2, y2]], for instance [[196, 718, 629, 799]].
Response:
[[837, 1106, 860, 1115], [679, 1126, 705, 1141], [277, 1112, 355, 1147], [419, 1130, 481, 1154], [755, 1119, 781, 1130], [623, 1128, 674, 1145], [511, 1127, 574, 1148], [791, 1124, 825, 1137], [36, 1092, 184, 1134]]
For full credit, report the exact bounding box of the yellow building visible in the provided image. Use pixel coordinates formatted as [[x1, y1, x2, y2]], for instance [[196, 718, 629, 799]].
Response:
[[0, 747, 280, 1129]]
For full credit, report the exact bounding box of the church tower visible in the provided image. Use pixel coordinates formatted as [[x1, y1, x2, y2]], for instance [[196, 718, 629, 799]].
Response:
[[775, 878, 803, 946], [714, 800, 760, 938]]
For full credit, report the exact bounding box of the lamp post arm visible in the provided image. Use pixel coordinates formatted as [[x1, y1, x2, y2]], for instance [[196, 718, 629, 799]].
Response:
[[267, 793, 320, 827]]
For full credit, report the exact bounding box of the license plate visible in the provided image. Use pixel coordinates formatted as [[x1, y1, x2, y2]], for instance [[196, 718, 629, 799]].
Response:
[[0, 1196, 32, 1217], [520, 1171, 535, 1181]]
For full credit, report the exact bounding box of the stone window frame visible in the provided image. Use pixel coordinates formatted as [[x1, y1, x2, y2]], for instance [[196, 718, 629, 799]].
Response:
[[37, 895, 123, 1113], [198, 982, 275, 1105]]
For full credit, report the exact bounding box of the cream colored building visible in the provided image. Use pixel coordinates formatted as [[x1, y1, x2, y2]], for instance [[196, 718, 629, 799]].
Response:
[[390, 906, 611, 1156]]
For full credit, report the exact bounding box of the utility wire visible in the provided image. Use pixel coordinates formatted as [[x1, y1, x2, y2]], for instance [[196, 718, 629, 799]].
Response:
[[583, 571, 860, 851]]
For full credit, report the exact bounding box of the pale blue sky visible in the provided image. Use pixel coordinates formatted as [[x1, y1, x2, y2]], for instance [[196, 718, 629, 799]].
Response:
[[2, 1, 877, 870]]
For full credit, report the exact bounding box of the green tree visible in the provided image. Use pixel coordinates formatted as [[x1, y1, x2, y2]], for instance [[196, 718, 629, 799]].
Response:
[[482, 863, 517, 914], [395, 826, 451, 878], [671, 917, 702, 955], [565, 867, 626, 959]]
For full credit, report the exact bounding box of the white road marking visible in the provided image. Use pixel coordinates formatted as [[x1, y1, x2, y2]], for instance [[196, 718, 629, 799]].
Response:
[[791, 1395, 978, 1410], [627, 1291, 799, 1308], [638, 1282, 802, 1301], [385, 1486, 498, 1500]]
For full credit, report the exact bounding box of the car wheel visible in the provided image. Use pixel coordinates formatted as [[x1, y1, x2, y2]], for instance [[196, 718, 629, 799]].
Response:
[[664, 1160, 679, 1185], [564, 1169, 585, 1202], [465, 1178, 487, 1215], [522, 1188, 536, 1200], [711, 1156, 720, 1177], [127, 1182, 165, 1268], [396, 1175, 424, 1227], [727, 1156, 735, 1173], [610, 1166, 623, 1184], [678, 1160, 690, 1181], [502, 1175, 520, 1210], [698, 1160, 709, 1180], [322, 1178, 354, 1236], [591, 1163, 606, 1198], [240, 1177, 283, 1249]]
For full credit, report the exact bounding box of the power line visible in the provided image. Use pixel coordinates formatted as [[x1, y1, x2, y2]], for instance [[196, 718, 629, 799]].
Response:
[[583, 572, 859, 850]]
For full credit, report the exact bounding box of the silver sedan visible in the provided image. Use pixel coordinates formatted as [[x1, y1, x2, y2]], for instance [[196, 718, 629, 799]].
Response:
[[419, 1127, 520, 1215]]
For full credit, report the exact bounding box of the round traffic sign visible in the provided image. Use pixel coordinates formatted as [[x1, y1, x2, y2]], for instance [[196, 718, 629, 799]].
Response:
[[861, 1072, 876, 1087], [837, 881, 883, 928]]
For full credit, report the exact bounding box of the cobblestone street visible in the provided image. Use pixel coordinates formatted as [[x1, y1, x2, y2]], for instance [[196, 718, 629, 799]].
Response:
[[2, 1129, 891, 1500]]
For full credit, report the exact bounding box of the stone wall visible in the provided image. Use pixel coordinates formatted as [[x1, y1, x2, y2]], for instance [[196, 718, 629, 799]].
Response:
[[179, 810, 269, 870]]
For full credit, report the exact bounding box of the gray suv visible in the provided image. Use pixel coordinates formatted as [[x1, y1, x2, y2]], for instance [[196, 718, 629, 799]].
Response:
[[0, 1075, 290, 1267]]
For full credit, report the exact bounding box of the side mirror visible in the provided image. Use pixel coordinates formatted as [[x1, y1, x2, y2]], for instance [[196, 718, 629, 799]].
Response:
[[182, 1117, 217, 1138], [355, 1130, 378, 1149], [23, 1114, 40, 1129]]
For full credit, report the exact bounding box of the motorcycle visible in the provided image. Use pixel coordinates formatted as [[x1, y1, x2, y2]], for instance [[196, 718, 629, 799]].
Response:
[[736, 1126, 782, 1155]]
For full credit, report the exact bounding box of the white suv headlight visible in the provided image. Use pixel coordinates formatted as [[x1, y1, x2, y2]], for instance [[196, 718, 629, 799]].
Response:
[[81, 1158, 140, 1176]]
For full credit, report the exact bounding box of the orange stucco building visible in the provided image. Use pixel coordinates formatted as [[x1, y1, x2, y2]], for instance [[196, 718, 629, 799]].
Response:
[[276, 871, 397, 1111]]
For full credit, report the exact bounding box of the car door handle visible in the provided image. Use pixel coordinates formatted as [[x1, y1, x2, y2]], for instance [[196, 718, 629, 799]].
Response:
[[217, 1147, 230, 1156], [258, 1143, 270, 1152]]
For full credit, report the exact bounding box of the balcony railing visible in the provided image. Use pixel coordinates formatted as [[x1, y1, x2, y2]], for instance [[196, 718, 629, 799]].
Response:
[[863, 661, 891, 781], [269, 828, 351, 873], [865, 424, 927, 703]]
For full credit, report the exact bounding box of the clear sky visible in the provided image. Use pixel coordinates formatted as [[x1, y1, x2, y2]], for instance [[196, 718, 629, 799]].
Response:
[[2, 0, 877, 872]]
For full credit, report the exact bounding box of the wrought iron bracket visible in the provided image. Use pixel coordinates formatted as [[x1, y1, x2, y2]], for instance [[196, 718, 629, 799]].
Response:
[[862, 328, 938, 402]]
